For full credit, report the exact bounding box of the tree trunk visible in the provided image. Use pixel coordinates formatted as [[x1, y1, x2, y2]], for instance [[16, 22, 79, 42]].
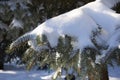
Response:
[[0, 61, 4, 70], [0, 36, 8, 70], [0, 48, 4, 70], [0, 50, 4, 70], [99, 64, 109, 80], [88, 73, 95, 80], [88, 64, 109, 80]]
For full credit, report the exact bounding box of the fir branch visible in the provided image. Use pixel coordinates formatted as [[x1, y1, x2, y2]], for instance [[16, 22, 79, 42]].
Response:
[[112, 2, 120, 13], [101, 47, 117, 64], [9, 33, 35, 52]]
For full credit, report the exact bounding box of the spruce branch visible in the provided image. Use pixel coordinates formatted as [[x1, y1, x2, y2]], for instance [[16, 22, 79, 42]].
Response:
[[9, 33, 35, 52]]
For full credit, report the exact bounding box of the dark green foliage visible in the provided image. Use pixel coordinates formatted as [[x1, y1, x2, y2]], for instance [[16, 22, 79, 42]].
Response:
[[91, 26, 108, 50], [107, 48, 120, 66], [21, 35, 50, 70], [0, 3, 13, 25], [65, 74, 75, 80], [80, 47, 99, 79], [10, 34, 80, 78], [112, 2, 120, 13], [54, 35, 79, 70], [0, 0, 95, 65]]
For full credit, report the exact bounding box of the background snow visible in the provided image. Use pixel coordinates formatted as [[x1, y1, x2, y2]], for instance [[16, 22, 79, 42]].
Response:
[[0, 63, 120, 80]]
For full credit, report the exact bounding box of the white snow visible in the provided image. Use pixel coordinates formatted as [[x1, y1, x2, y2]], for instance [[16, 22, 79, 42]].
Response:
[[0, 64, 62, 80], [8, 0, 120, 79], [108, 63, 120, 80], [9, 18, 23, 29], [118, 44, 120, 49], [0, 70, 53, 80], [0, 64, 120, 80], [81, 0, 120, 38], [28, 0, 120, 52], [31, 9, 97, 50], [8, 0, 120, 65]]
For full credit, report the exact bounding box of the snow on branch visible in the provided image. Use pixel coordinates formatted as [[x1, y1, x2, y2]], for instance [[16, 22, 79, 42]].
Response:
[[9, 18, 23, 29], [10, 0, 120, 66]]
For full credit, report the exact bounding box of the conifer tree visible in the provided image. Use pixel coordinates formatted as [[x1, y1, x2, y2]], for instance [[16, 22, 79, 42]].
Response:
[[1, 0, 120, 80], [0, 0, 95, 69]]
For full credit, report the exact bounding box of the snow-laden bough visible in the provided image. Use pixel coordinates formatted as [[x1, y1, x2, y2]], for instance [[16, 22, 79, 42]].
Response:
[[10, 0, 120, 64]]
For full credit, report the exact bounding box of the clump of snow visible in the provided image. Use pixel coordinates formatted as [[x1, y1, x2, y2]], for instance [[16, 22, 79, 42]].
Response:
[[81, 0, 120, 36], [28, 40, 37, 49], [31, 8, 97, 50], [28, 0, 120, 53], [118, 45, 120, 49], [38, 3, 44, 11], [9, 18, 23, 28], [95, 54, 105, 64]]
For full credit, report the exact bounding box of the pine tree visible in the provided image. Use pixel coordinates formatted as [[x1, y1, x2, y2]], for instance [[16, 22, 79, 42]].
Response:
[[8, 31, 111, 80], [1, 0, 120, 80], [0, 0, 95, 70]]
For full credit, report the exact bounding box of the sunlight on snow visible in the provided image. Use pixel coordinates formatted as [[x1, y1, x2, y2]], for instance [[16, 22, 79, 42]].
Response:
[[0, 70, 16, 74]]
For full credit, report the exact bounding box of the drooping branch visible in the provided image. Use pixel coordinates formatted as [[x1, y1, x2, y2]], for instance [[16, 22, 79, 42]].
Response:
[[101, 47, 117, 64]]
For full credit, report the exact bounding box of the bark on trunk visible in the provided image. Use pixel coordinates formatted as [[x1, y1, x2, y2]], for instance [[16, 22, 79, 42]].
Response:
[[88, 73, 94, 80], [0, 61, 4, 70], [0, 50, 4, 70], [99, 64, 109, 80], [88, 64, 109, 80], [0, 36, 8, 70]]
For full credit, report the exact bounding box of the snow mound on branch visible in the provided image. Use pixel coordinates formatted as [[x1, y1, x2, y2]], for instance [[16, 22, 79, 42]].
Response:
[[10, 0, 120, 55], [31, 9, 97, 49], [29, 0, 120, 51], [81, 0, 120, 48], [9, 18, 23, 29]]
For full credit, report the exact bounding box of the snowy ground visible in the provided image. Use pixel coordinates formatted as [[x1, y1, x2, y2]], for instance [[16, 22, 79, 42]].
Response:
[[0, 64, 65, 80], [108, 63, 120, 80], [0, 64, 120, 80], [0, 70, 53, 80]]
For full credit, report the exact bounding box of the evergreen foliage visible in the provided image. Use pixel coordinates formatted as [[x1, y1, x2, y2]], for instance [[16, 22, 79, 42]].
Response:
[[8, 33, 109, 80], [0, 0, 120, 79], [112, 2, 120, 13], [9, 34, 80, 79], [0, 0, 95, 64]]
